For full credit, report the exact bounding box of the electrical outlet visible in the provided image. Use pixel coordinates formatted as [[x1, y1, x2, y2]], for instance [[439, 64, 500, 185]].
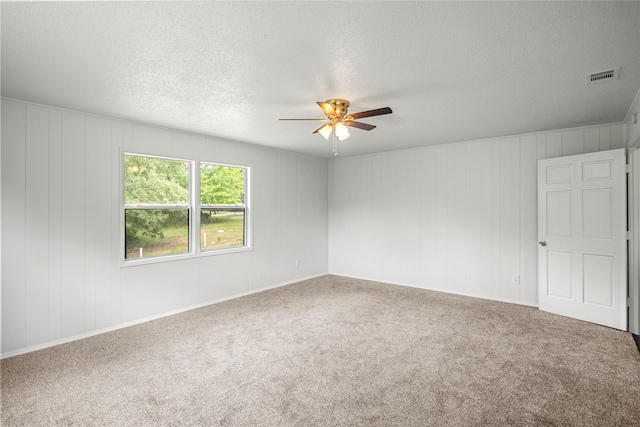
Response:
[[512, 275, 520, 285]]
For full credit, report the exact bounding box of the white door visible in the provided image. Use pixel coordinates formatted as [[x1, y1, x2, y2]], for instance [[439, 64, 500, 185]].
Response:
[[538, 149, 627, 330]]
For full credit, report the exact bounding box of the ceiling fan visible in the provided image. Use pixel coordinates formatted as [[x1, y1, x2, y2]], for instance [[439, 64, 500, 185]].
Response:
[[279, 99, 392, 155]]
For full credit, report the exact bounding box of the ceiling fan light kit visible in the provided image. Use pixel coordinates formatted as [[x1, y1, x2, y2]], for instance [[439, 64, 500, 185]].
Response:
[[317, 124, 333, 139], [280, 99, 393, 156], [334, 122, 350, 140]]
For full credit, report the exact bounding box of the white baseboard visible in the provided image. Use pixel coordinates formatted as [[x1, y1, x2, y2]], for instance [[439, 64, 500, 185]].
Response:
[[1, 272, 327, 360], [329, 272, 539, 309]]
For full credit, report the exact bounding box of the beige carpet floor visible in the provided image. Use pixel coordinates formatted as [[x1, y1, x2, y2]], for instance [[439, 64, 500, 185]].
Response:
[[2, 275, 640, 426]]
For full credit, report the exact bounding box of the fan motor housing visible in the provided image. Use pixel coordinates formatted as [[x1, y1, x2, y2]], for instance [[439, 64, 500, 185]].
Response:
[[326, 99, 349, 117]]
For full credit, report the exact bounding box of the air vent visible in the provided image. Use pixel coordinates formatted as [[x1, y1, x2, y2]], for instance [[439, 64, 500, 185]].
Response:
[[586, 67, 619, 85]]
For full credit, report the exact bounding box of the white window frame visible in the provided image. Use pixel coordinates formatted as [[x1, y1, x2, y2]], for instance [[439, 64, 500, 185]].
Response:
[[120, 151, 252, 267], [198, 161, 250, 254]]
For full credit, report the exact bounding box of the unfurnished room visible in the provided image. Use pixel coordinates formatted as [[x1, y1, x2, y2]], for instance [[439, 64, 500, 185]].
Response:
[[1, 1, 640, 425]]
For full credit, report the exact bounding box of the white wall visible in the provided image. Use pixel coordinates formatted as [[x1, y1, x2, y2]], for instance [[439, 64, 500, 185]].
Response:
[[1, 98, 329, 357], [328, 124, 625, 307]]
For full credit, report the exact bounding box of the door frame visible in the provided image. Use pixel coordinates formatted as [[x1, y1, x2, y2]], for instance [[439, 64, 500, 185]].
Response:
[[629, 147, 640, 335]]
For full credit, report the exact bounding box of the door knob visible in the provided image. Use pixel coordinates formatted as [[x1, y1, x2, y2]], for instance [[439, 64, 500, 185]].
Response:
[[539, 241, 547, 246]]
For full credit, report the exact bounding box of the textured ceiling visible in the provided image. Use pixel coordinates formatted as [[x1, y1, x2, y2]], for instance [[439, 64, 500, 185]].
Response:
[[2, 1, 640, 158]]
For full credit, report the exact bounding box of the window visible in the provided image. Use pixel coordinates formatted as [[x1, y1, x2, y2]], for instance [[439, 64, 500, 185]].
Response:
[[200, 163, 247, 251], [123, 153, 249, 263], [124, 154, 190, 260]]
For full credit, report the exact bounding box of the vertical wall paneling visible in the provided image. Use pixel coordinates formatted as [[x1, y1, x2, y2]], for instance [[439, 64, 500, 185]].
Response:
[[25, 105, 50, 346], [562, 129, 584, 156], [299, 154, 321, 278], [506, 138, 521, 302], [349, 155, 364, 278], [249, 148, 278, 290], [452, 144, 467, 293], [366, 155, 384, 280], [276, 152, 296, 284], [48, 109, 63, 341], [327, 158, 350, 275], [513, 139, 523, 300], [480, 140, 495, 298], [312, 158, 328, 278], [132, 124, 172, 155], [109, 121, 131, 327], [464, 142, 483, 295], [294, 154, 304, 275], [536, 134, 546, 160], [60, 111, 86, 338], [445, 146, 457, 290], [198, 252, 252, 302], [498, 139, 513, 300], [1, 100, 27, 352], [416, 148, 435, 289], [121, 260, 194, 322], [584, 128, 600, 154], [490, 140, 502, 299], [380, 151, 410, 285], [546, 132, 562, 158], [353, 155, 369, 277], [599, 127, 611, 151], [433, 146, 449, 288], [404, 151, 422, 286], [611, 125, 625, 149], [520, 135, 539, 305], [87, 117, 113, 330], [269, 151, 288, 286], [84, 118, 97, 332]]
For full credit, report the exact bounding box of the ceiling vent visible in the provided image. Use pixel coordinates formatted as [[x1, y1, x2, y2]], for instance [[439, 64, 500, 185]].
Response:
[[586, 67, 619, 85]]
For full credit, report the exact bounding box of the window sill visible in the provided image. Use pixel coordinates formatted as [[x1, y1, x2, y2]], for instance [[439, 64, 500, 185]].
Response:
[[120, 245, 253, 268]]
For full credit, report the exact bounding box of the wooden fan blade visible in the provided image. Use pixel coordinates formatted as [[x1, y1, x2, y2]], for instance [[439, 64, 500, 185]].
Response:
[[344, 121, 376, 131], [348, 107, 392, 120], [317, 101, 337, 116], [279, 118, 327, 121]]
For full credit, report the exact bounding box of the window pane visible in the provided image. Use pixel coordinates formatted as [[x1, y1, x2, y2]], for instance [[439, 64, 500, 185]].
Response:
[[200, 164, 245, 205], [125, 209, 189, 259], [200, 208, 245, 251], [125, 156, 189, 205]]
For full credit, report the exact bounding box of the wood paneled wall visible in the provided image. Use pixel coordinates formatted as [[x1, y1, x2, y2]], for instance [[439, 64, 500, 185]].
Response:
[[328, 125, 625, 307], [1, 99, 329, 356]]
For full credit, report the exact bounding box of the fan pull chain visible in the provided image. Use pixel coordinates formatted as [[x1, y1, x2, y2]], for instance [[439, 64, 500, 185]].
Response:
[[332, 130, 338, 156]]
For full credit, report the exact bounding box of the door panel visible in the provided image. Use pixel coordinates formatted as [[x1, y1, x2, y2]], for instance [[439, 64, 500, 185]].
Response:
[[538, 149, 626, 330], [583, 160, 612, 180], [547, 192, 572, 236], [583, 254, 613, 306], [583, 189, 611, 238], [547, 251, 572, 298], [546, 164, 573, 183]]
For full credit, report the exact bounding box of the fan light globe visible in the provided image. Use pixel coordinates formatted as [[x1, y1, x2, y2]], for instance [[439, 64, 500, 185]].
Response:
[[335, 122, 350, 140], [318, 124, 333, 140]]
